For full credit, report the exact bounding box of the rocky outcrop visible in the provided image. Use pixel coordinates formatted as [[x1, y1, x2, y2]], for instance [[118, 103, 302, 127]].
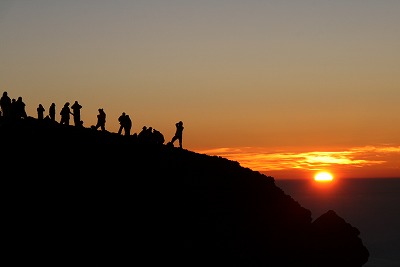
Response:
[[310, 210, 370, 267], [1, 117, 369, 266]]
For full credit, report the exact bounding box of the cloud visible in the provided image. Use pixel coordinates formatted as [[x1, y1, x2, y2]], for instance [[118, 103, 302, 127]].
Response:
[[195, 145, 400, 172]]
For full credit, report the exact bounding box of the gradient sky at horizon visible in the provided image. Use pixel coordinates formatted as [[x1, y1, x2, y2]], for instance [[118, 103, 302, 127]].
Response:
[[1, 1, 399, 179]]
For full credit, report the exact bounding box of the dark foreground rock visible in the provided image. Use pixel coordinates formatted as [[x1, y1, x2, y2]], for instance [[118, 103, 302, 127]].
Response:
[[310, 210, 370, 267], [1, 117, 369, 266]]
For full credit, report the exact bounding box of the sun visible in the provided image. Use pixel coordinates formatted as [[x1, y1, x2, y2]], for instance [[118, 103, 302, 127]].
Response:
[[314, 171, 334, 182]]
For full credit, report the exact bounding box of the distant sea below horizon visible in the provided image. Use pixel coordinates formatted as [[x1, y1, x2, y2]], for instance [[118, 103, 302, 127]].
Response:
[[275, 178, 400, 267]]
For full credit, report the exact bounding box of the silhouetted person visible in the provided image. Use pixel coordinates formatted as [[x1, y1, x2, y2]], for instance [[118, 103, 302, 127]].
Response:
[[37, 104, 45, 120], [138, 126, 148, 143], [124, 115, 132, 136], [94, 108, 106, 131], [152, 129, 165, 146], [117, 112, 132, 136], [71, 100, 83, 127], [49, 103, 56, 122], [0, 91, 12, 119], [15, 96, 27, 119], [117, 112, 126, 135], [170, 121, 184, 148], [60, 102, 71, 125]]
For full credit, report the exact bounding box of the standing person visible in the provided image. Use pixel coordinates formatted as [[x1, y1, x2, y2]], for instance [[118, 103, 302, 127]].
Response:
[[117, 112, 126, 135], [94, 108, 106, 131], [37, 104, 45, 120], [60, 102, 71, 125], [71, 100, 83, 127], [49, 103, 56, 122], [15, 96, 27, 119], [170, 121, 184, 149], [124, 114, 132, 136], [117, 112, 132, 136], [0, 91, 12, 119]]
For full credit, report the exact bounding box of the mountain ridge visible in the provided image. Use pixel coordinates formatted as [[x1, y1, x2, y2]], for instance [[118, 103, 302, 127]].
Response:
[[1, 117, 369, 266]]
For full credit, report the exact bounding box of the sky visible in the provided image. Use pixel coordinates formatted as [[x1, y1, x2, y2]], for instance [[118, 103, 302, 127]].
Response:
[[1, 0, 399, 179]]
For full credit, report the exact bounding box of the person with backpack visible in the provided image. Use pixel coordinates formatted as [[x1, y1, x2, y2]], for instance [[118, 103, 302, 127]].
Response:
[[94, 108, 106, 131], [60, 102, 72, 125]]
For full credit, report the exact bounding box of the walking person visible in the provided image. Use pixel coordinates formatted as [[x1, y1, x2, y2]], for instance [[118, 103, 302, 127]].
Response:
[[60, 102, 72, 126], [94, 108, 106, 131], [117, 112, 126, 135]]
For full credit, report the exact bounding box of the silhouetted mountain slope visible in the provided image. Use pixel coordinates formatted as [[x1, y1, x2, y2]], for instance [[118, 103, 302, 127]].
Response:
[[1, 117, 369, 266]]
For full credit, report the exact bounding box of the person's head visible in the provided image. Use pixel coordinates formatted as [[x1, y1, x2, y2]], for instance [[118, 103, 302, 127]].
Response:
[[65, 102, 69, 106], [122, 112, 125, 116]]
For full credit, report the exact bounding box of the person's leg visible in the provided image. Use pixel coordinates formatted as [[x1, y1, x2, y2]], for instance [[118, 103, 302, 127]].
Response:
[[171, 135, 177, 144], [75, 115, 81, 126]]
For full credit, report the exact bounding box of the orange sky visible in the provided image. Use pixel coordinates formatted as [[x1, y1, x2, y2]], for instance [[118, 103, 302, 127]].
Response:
[[196, 145, 400, 179], [1, 1, 399, 179]]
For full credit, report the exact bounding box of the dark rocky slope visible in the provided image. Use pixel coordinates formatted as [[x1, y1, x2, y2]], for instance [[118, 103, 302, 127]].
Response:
[[1, 117, 369, 266]]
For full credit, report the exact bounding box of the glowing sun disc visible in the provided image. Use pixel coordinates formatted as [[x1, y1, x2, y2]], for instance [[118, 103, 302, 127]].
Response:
[[314, 172, 334, 182]]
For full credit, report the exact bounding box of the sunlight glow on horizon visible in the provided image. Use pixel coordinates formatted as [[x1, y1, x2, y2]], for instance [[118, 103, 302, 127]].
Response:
[[196, 145, 400, 179], [314, 172, 334, 182]]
